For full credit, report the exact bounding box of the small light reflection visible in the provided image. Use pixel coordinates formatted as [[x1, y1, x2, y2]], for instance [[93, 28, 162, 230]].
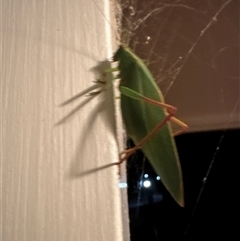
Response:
[[143, 180, 151, 188], [118, 182, 127, 188]]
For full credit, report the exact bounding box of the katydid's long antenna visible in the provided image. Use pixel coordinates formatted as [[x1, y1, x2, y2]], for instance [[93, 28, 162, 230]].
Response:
[[91, 0, 121, 44]]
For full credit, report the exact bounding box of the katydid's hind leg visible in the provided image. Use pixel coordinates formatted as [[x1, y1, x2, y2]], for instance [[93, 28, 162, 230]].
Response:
[[117, 146, 141, 176], [119, 146, 141, 164], [130, 97, 188, 136], [170, 116, 189, 136], [142, 96, 177, 115], [118, 113, 173, 166], [120, 86, 177, 115]]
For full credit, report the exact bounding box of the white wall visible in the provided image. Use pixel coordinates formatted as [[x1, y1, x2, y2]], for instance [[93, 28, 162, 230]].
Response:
[[2, 0, 129, 240]]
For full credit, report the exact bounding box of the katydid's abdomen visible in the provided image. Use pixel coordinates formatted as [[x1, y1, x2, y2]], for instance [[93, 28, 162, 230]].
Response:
[[114, 46, 184, 207]]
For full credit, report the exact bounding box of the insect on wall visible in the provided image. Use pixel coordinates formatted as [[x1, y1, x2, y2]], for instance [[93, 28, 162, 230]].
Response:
[[89, 0, 190, 207], [110, 1, 239, 240]]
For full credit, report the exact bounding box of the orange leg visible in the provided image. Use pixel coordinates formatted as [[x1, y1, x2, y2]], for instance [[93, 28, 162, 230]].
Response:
[[119, 112, 173, 164]]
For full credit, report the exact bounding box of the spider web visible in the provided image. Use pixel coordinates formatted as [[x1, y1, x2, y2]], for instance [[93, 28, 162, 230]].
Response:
[[92, 0, 239, 239], [115, 0, 239, 239]]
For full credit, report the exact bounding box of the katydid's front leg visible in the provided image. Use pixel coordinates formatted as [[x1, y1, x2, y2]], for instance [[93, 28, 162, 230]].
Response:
[[87, 69, 117, 96]]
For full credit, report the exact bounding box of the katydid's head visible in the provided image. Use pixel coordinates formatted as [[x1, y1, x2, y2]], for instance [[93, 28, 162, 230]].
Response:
[[114, 46, 125, 61], [113, 46, 140, 79], [114, 46, 137, 63]]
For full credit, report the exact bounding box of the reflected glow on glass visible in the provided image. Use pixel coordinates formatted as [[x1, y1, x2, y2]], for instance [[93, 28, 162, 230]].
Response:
[[143, 180, 151, 188]]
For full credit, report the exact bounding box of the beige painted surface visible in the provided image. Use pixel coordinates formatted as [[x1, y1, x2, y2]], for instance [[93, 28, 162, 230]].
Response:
[[2, 0, 129, 240]]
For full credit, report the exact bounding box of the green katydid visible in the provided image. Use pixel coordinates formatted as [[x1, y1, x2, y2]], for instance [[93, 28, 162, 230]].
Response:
[[107, 45, 188, 207], [90, 0, 187, 207]]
